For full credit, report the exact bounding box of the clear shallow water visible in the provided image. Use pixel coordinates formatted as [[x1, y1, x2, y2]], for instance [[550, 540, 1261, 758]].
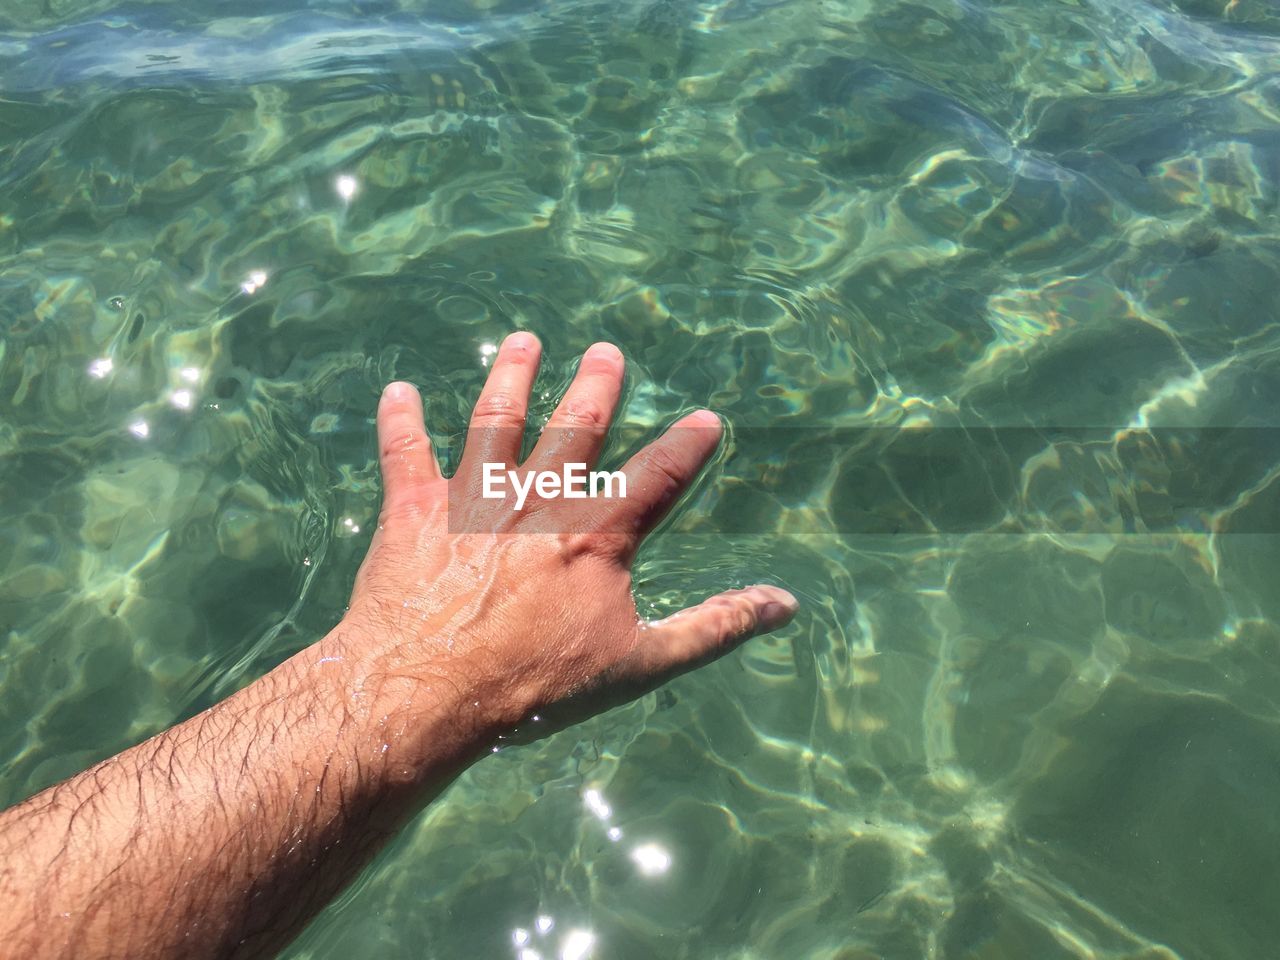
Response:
[[2, 0, 1280, 956]]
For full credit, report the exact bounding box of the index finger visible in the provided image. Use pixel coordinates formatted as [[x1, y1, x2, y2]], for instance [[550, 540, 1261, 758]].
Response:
[[599, 409, 722, 543]]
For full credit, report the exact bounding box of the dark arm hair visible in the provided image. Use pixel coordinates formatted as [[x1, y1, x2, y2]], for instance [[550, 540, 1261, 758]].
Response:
[[0, 626, 487, 960]]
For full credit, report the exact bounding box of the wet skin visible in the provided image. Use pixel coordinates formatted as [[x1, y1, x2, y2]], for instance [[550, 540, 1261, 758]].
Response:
[[0, 333, 797, 960]]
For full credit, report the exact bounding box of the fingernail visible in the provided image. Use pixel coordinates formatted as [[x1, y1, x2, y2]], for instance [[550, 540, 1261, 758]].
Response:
[[758, 602, 794, 629], [584, 341, 623, 362], [383, 381, 416, 402], [759, 589, 799, 629], [687, 409, 720, 428], [505, 331, 538, 351]]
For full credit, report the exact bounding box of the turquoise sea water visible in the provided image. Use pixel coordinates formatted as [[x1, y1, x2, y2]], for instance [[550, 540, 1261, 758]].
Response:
[[3, 0, 1280, 957]]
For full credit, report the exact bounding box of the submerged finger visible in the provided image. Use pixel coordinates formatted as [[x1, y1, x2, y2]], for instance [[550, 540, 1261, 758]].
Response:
[[527, 342, 625, 469], [459, 331, 542, 472], [639, 585, 799, 675], [598, 409, 722, 542], [376, 381, 441, 511]]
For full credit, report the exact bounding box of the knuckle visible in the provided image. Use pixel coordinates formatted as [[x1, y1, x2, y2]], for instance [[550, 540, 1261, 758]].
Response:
[[581, 530, 630, 559], [377, 497, 424, 526], [546, 530, 626, 564], [557, 396, 610, 429], [471, 393, 525, 428], [641, 445, 686, 496], [555, 531, 600, 560], [718, 598, 757, 640], [380, 429, 424, 461]]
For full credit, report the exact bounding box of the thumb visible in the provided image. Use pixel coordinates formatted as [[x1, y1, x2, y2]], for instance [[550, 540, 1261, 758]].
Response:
[[640, 584, 799, 677], [504, 586, 798, 743]]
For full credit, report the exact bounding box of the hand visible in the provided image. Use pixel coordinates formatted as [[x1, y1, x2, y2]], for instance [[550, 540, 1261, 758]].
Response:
[[336, 332, 798, 740], [0, 333, 798, 960]]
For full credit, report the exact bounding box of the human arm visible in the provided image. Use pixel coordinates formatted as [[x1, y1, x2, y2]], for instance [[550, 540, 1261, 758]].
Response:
[[0, 334, 796, 960]]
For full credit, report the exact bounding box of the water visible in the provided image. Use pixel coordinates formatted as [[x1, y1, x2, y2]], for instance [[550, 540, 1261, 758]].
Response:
[[2, 0, 1280, 956]]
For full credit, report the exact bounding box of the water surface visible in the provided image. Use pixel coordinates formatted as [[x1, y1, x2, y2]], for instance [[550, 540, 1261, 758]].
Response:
[[2, 0, 1280, 957]]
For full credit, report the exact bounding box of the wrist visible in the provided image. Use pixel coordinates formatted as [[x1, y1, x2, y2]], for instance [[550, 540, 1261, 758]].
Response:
[[294, 618, 517, 781]]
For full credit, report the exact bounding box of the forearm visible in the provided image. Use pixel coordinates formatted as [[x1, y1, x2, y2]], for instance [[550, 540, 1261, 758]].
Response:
[[0, 623, 488, 960]]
